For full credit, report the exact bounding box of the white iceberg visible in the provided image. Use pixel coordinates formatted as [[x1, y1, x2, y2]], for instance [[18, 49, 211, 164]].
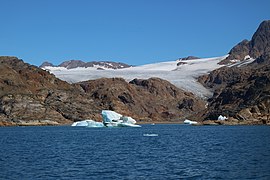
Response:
[[218, 115, 228, 121], [102, 110, 141, 127], [184, 119, 198, 125], [71, 120, 104, 127], [71, 111, 141, 128], [143, 134, 158, 137]]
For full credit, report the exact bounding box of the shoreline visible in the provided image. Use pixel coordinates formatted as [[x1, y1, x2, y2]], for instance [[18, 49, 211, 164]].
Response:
[[1, 119, 269, 127]]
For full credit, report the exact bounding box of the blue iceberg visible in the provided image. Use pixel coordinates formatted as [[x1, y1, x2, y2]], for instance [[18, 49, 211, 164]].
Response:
[[102, 110, 141, 127], [71, 110, 141, 128]]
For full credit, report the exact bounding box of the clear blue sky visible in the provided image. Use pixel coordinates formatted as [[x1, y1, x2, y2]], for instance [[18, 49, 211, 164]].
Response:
[[0, 0, 269, 66]]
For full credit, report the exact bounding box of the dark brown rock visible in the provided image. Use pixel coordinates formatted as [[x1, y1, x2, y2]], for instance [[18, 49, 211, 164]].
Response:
[[199, 54, 270, 124], [198, 21, 270, 124], [221, 20, 270, 64], [77, 77, 206, 122]]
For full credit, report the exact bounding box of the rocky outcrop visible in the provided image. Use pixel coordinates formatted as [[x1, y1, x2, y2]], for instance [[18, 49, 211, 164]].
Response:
[[199, 53, 270, 124], [0, 56, 76, 125], [77, 78, 206, 122], [40, 59, 132, 69], [221, 20, 270, 64], [0, 56, 206, 126], [179, 56, 200, 60], [198, 20, 270, 125]]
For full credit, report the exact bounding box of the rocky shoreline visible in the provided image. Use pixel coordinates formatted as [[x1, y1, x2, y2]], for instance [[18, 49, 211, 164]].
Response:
[[1, 119, 269, 127]]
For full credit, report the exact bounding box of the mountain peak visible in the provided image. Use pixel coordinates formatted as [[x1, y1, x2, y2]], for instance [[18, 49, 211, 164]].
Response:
[[221, 20, 270, 64], [39, 61, 55, 68]]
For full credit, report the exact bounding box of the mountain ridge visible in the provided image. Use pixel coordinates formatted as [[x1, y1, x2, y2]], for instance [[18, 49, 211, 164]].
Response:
[[198, 20, 270, 125], [40, 59, 132, 70], [221, 20, 270, 64]]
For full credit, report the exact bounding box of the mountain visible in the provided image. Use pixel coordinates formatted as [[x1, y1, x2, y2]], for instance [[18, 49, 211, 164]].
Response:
[[221, 20, 270, 64], [77, 77, 206, 122], [0, 56, 205, 126], [40, 61, 55, 67], [40, 60, 132, 69], [179, 56, 200, 60], [198, 20, 270, 125], [0, 56, 73, 126]]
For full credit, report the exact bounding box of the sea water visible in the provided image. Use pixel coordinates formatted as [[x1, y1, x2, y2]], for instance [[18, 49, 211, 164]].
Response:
[[0, 125, 270, 179]]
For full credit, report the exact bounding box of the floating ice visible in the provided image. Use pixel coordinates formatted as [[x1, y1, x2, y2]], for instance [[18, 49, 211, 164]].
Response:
[[218, 115, 228, 121], [71, 111, 141, 128], [143, 134, 158, 137], [102, 110, 141, 127], [184, 119, 198, 125], [71, 120, 104, 127]]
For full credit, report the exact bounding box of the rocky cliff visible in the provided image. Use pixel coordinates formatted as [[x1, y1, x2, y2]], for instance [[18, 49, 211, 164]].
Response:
[[199, 20, 270, 125], [221, 20, 270, 64], [77, 78, 205, 122], [0, 56, 205, 126]]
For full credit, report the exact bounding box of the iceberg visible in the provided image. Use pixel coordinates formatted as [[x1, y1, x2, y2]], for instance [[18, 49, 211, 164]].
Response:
[[71, 120, 104, 127], [101, 110, 141, 127], [143, 134, 158, 137], [184, 119, 198, 125], [71, 111, 141, 128], [218, 115, 228, 121]]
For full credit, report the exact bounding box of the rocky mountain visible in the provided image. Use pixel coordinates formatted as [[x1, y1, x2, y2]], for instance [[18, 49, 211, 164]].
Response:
[[40, 60, 132, 69], [40, 61, 55, 67], [221, 20, 270, 64], [77, 78, 205, 122], [177, 56, 200, 66], [199, 20, 270, 125], [0, 56, 205, 126], [179, 56, 200, 61]]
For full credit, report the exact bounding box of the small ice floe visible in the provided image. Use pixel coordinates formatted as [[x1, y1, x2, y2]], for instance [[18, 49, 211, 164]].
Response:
[[71, 120, 104, 127], [218, 115, 228, 121], [184, 119, 198, 125], [143, 134, 159, 137]]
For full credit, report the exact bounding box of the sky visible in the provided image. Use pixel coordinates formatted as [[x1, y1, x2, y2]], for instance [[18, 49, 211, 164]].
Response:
[[0, 0, 270, 66]]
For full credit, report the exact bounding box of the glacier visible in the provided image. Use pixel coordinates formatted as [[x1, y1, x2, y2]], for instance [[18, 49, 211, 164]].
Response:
[[43, 55, 228, 98]]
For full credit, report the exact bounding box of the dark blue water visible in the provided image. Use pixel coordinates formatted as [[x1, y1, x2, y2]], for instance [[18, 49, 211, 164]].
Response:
[[1, 125, 270, 179]]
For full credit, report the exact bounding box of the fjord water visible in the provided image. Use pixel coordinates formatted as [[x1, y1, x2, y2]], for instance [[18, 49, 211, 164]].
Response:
[[1, 125, 270, 179]]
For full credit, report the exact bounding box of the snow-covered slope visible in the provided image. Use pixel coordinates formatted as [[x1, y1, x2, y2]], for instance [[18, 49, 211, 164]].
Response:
[[43, 55, 228, 98]]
